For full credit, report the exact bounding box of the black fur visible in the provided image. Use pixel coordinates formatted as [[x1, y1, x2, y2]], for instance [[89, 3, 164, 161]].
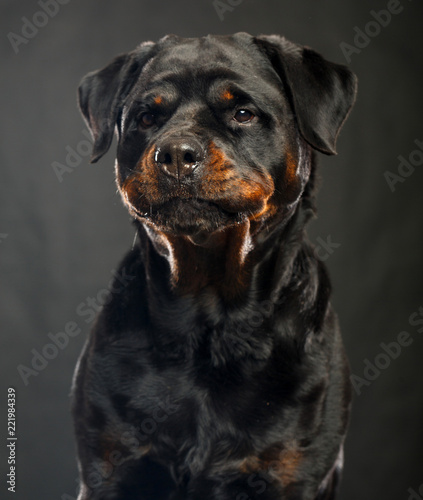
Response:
[[72, 33, 357, 499]]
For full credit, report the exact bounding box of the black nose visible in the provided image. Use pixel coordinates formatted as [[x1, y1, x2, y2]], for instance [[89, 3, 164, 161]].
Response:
[[154, 137, 203, 180]]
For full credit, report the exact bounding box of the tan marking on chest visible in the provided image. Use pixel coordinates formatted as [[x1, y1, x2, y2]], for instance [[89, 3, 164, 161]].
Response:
[[239, 447, 303, 486]]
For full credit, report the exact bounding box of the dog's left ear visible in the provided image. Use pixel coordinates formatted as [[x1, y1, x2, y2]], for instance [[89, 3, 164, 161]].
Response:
[[78, 42, 155, 163], [255, 35, 357, 155]]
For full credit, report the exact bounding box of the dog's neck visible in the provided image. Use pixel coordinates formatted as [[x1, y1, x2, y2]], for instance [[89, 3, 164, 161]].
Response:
[[141, 219, 255, 300], [136, 193, 314, 304]]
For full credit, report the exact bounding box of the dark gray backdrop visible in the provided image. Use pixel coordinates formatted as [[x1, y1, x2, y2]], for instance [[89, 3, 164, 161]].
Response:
[[1, 1, 422, 499]]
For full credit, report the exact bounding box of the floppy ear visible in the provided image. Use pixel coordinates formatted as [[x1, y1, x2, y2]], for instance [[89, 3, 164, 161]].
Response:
[[78, 42, 155, 163], [255, 35, 357, 155]]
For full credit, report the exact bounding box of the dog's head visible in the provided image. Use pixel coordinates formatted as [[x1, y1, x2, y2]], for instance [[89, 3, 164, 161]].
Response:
[[79, 33, 356, 237]]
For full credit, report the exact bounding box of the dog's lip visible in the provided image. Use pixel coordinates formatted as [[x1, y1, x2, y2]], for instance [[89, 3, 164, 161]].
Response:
[[128, 197, 247, 237], [133, 197, 239, 217]]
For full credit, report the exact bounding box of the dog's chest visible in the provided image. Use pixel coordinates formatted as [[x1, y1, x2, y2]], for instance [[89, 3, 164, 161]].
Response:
[[119, 363, 272, 471], [104, 332, 301, 468]]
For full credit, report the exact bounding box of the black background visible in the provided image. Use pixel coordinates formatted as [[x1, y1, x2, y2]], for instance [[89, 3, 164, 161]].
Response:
[[1, 1, 422, 499]]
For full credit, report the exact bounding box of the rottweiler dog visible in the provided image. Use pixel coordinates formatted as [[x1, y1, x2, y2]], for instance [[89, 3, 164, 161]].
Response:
[[72, 33, 357, 500]]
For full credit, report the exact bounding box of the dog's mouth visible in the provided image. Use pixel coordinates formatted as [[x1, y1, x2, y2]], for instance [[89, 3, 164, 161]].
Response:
[[130, 197, 245, 235]]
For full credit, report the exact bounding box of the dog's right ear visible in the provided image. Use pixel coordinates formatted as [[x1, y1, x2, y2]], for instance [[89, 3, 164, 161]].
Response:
[[78, 42, 155, 163]]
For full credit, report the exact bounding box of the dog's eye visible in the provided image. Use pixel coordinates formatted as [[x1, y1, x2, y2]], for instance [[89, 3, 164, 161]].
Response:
[[139, 112, 156, 128], [233, 109, 254, 123]]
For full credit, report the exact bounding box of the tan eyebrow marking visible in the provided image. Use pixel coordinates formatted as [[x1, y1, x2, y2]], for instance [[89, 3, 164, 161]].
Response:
[[221, 89, 234, 101]]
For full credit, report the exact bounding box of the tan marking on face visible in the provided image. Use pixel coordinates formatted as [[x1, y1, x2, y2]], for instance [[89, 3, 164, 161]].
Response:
[[285, 150, 298, 186], [248, 198, 278, 222], [207, 141, 233, 174], [221, 89, 235, 101], [153, 95, 163, 105], [119, 144, 161, 213], [200, 142, 274, 215], [199, 142, 236, 196]]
